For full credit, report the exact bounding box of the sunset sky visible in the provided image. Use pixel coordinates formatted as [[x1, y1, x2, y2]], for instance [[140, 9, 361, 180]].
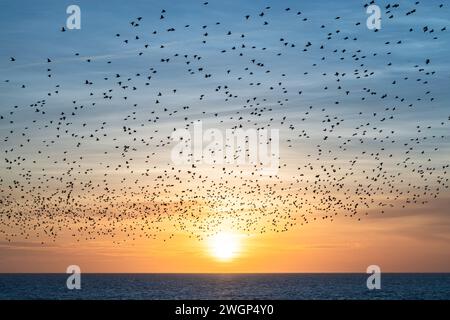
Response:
[[0, 0, 449, 273]]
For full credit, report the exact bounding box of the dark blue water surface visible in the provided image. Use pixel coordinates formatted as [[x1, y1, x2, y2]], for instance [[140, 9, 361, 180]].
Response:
[[0, 274, 449, 299]]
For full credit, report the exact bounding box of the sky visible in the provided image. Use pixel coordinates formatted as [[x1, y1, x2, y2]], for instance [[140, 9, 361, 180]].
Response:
[[0, 0, 449, 272]]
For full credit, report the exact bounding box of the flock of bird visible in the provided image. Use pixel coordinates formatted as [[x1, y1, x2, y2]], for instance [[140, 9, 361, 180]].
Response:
[[0, 1, 449, 244]]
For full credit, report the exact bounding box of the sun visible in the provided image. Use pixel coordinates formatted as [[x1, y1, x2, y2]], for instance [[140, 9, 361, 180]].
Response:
[[208, 232, 241, 261]]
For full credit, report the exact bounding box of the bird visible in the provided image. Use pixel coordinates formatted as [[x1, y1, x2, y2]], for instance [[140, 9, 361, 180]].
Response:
[[0, 1, 448, 245]]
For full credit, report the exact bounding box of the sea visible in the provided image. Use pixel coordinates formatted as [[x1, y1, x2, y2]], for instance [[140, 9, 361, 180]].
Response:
[[0, 273, 449, 300]]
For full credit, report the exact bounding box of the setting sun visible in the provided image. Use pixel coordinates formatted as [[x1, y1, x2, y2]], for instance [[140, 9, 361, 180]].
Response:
[[208, 232, 241, 261]]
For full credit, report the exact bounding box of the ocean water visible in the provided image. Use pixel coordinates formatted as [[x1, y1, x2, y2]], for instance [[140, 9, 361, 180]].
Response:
[[0, 273, 449, 300]]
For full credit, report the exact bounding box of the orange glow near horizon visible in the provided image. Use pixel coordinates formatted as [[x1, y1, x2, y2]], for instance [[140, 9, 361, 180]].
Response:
[[1, 197, 449, 273]]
